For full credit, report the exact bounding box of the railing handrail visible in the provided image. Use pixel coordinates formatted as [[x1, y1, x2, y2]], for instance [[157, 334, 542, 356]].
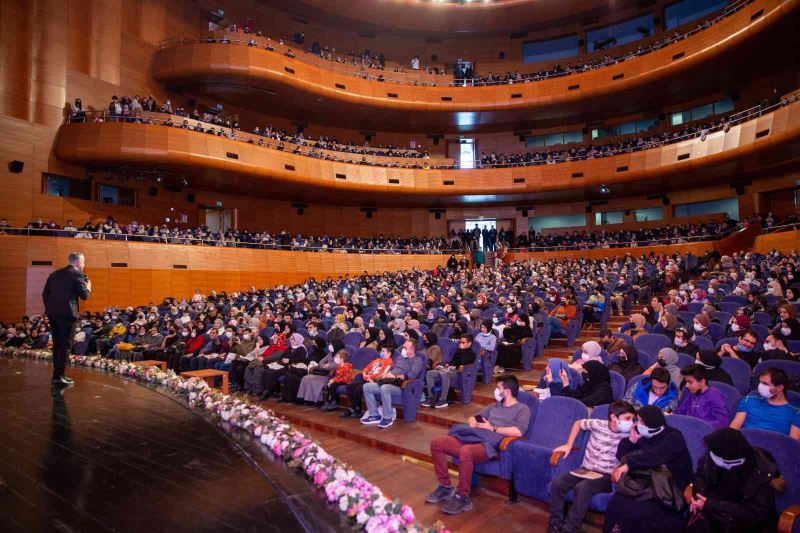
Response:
[[0, 227, 462, 254], [65, 91, 800, 171], [504, 224, 741, 253], [156, 0, 753, 88], [760, 222, 800, 234]]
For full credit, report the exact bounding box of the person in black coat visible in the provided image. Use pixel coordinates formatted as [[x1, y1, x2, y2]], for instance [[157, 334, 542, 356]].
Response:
[[604, 405, 693, 533], [687, 428, 779, 533], [560, 360, 614, 407], [42, 252, 91, 386], [695, 350, 734, 387]]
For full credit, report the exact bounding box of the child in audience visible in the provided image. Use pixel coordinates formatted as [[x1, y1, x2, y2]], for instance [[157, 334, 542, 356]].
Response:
[[320, 350, 353, 411]]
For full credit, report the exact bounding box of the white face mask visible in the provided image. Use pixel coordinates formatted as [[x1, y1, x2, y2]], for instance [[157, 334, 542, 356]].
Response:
[[616, 419, 633, 434], [243, 334, 251, 341], [781, 327, 792, 336], [636, 423, 663, 438], [709, 451, 746, 470], [731, 323, 741, 332], [494, 387, 504, 403], [225, 332, 233, 338], [693, 323, 704, 332], [580, 352, 593, 361], [492, 317, 499, 323], [763, 342, 776, 351], [328, 344, 334, 352], [674, 338, 687, 347], [400, 348, 408, 358], [758, 383, 776, 399]]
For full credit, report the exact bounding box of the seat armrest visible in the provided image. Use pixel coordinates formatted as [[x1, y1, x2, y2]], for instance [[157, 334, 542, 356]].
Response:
[[401, 378, 419, 389], [779, 504, 800, 533], [549, 448, 581, 466], [499, 436, 520, 451], [683, 483, 693, 505]]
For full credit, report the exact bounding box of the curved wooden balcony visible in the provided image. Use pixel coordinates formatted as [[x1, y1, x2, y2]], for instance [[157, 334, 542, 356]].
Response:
[[151, 0, 799, 132], [54, 95, 800, 207]]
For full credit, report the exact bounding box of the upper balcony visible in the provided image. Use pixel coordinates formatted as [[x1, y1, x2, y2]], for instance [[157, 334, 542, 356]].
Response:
[[152, 0, 799, 133], [54, 93, 800, 207]]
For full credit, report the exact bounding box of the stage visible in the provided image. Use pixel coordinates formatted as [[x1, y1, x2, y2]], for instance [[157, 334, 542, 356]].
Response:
[[0, 357, 348, 533]]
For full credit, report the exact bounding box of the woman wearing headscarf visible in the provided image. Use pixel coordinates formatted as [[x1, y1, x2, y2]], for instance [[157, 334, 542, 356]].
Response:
[[422, 331, 443, 369], [360, 327, 381, 349], [692, 313, 713, 343], [609, 345, 644, 383], [260, 332, 308, 400], [767, 280, 784, 299], [558, 360, 613, 407], [658, 312, 678, 341], [687, 428, 780, 533], [496, 313, 532, 369], [331, 314, 349, 332], [281, 336, 326, 404], [569, 340, 604, 371], [728, 307, 751, 338], [431, 315, 448, 337], [378, 326, 396, 350], [351, 316, 366, 335], [626, 313, 648, 340], [297, 338, 343, 405], [694, 350, 734, 387], [777, 317, 800, 341], [643, 347, 683, 388]]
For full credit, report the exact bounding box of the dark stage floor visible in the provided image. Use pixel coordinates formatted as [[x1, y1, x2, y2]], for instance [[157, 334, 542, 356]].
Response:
[[0, 357, 348, 533]]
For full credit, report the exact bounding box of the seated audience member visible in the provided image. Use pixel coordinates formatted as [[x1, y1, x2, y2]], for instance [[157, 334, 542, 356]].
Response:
[[643, 347, 683, 387], [296, 340, 342, 405], [474, 320, 497, 357], [320, 351, 354, 410], [674, 364, 730, 429], [626, 313, 648, 340], [496, 313, 532, 368], [548, 360, 613, 407], [608, 345, 643, 383], [569, 340, 604, 371], [623, 367, 679, 411], [282, 336, 327, 403], [229, 335, 267, 391], [423, 333, 477, 409], [687, 428, 780, 533], [340, 345, 393, 419], [604, 406, 693, 533], [692, 313, 713, 343], [260, 332, 309, 399], [426, 375, 531, 515], [694, 350, 734, 387], [658, 312, 677, 341], [599, 328, 626, 357], [609, 276, 630, 316], [760, 331, 799, 362], [549, 401, 637, 533], [581, 288, 605, 328], [546, 300, 577, 340], [361, 340, 425, 427], [673, 326, 699, 356], [718, 329, 761, 369], [730, 367, 800, 440]]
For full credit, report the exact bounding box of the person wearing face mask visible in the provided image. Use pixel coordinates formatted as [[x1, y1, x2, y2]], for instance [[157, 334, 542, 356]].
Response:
[[674, 364, 730, 429], [730, 368, 800, 440], [673, 327, 698, 356], [427, 375, 531, 515], [260, 332, 308, 401], [496, 313, 532, 369], [692, 313, 713, 343], [643, 347, 683, 388], [359, 327, 381, 350], [340, 345, 393, 420], [296, 338, 342, 405], [694, 350, 734, 386], [423, 333, 477, 409], [686, 428, 780, 533], [362, 340, 425, 428], [546, 299, 577, 344], [609, 345, 643, 383], [718, 330, 761, 369], [581, 288, 606, 329], [728, 308, 751, 338], [760, 332, 800, 362], [319, 351, 354, 411], [604, 406, 693, 533], [610, 275, 631, 316], [557, 360, 613, 407], [549, 401, 637, 533], [624, 313, 648, 340]]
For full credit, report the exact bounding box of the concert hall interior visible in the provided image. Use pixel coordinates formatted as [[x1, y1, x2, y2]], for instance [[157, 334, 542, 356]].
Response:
[[1, 0, 800, 532]]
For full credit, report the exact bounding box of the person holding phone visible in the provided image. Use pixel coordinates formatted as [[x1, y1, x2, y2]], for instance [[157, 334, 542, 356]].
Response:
[[42, 252, 91, 387], [426, 375, 531, 515]]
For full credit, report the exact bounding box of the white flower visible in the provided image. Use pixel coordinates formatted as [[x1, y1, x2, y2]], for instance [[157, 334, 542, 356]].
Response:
[[357, 511, 370, 525]]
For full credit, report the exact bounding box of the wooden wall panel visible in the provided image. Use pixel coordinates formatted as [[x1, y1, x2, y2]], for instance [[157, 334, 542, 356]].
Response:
[[753, 230, 800, 253]]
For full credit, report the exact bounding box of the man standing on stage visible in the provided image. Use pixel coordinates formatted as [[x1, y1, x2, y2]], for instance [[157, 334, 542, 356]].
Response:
[[42, 252, 92, 386]]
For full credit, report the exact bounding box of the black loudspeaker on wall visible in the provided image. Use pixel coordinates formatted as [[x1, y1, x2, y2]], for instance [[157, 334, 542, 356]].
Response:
[[8, 160, 24, 173], [148, 187, 158, 196], [187, 193, 195, 203]]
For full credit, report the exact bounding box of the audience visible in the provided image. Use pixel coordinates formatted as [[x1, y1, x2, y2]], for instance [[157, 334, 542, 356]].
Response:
[[674, 364, 730, 429], [730, 367, 800, 439]]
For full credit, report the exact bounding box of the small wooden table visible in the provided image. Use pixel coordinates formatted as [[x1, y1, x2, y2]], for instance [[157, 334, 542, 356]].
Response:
[[132, 360, 167, 371], [180, 369, 229, 394]]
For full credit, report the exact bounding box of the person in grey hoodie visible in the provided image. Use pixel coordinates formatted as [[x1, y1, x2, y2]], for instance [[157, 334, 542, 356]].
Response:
[[361, 340, 426, 428]]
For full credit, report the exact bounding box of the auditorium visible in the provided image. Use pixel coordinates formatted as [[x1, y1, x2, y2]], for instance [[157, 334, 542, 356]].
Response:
[[2, 0, 800, 531]]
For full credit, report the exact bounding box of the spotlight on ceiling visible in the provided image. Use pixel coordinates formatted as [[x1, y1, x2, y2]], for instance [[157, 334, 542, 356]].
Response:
[[599, 185, 610, 194]]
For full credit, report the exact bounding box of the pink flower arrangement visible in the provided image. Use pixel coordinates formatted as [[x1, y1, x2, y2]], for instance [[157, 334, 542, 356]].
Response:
[[2, 348, 446, 533]]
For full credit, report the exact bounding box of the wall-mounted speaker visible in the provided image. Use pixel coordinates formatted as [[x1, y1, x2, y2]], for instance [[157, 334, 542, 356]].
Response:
[[8, 160, 23, 173], [585, 205, 592, 213], [147, 187, 158, 196], [662, 196, 670, 206], [187, 193, 195, 203]]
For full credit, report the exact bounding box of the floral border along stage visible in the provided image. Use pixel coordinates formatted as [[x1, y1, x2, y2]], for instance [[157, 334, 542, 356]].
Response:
[[2, 348, 447, 533]]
